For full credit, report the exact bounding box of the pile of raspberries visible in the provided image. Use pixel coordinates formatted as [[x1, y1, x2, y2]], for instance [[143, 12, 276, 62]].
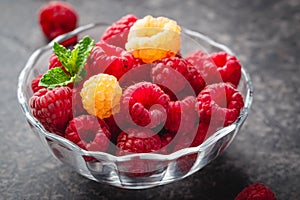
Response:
[[32, 13, 244, 158]]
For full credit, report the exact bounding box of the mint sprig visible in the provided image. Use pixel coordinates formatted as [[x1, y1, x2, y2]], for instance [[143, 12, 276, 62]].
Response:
[[39, 67, 74, 89], [39, 36, 95, 89]]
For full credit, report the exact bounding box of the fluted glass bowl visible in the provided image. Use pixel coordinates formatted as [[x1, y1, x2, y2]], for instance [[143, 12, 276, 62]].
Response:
[[17, 22, 253, 189]]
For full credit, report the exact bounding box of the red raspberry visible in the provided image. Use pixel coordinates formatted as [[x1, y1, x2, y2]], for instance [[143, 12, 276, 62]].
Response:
[[116, 128, 161, 155], [160, 122, 216, 155], [101, 14, 138, 49], [165, 96, 198, 134], [210, 51, 242, 87], [151, 57, 206, 96], [176, 153, 197, 174], [29, 87, 73, 135], [38, 1, 78, 41], [196, 82, 244, 127], [185, 50, 222, 85], [160, 127, 198, 174], [86, 42, 136, 80], [120, 82, 170, 128], [172, 132, 198, 174], [191, 122, 218, 147], [116, 128, 162, 177], [65, 115, 111, 152], [31, 74, 44, 93], [235, 183, 276, 200], [104, 115, 122, 144]]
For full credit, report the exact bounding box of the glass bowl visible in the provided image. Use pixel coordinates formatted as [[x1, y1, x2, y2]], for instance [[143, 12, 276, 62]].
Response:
[[17, 22, 253, 189]]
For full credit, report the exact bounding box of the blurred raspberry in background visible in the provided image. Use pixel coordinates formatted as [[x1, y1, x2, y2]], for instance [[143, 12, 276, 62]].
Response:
[[38, 1, 78, 46]]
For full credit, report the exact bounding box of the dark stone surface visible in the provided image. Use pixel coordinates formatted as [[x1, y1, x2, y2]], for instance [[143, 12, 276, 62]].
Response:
[[1, 0, 299, 199]]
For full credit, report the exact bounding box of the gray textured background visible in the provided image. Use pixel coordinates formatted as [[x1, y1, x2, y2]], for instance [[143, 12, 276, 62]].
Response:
[[1, 0, 299, 199]]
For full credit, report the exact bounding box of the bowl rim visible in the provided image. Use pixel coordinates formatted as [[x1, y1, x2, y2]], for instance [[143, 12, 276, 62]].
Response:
[[17, 22, 254, 162]]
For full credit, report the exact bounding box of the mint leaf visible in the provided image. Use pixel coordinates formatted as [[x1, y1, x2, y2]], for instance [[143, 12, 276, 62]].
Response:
[[75, 36, 95, 77], [68, 47, 80, 76], [53, 42, 72, 72], [39, 67, 74, 89]]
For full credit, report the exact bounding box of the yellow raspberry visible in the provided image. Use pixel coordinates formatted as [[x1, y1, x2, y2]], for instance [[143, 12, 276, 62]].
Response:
[[80, 74, 122, 119], [125, 15, 181, 63]]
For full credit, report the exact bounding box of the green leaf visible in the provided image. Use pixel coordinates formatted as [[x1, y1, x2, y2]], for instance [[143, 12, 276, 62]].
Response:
[[53, 42, 71, 73], [39, 67, 73, 89], [73, 36, 95, 77], [68, 47, 79, 76]]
